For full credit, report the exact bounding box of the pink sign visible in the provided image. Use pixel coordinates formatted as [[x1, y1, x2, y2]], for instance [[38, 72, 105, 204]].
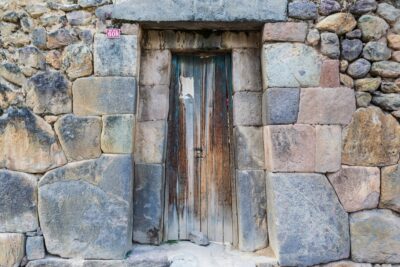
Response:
[[106, 28, 121, 39]]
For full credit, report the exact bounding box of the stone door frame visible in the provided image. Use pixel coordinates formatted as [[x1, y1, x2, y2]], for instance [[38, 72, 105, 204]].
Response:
[[133, 29, 267, 251]]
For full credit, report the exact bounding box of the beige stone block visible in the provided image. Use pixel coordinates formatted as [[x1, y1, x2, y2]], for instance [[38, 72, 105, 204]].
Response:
[[380, 164, 400, 213], [140, 50, 171, 86], [262, 22, 308, 42], [232, 49, 262, 92], [264, 125, 315, 172], [328, 166, 380, 212], [316, 125, 341, 173], [298, 87, 356, 125], [134, 120, 167, 164], [138, 85, 169, 121], [0, 233, 25, 267], [222, 31, 260, 48]]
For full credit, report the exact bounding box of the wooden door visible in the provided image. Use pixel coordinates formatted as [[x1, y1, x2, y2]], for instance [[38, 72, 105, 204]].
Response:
[[164, 54, 235, 244]]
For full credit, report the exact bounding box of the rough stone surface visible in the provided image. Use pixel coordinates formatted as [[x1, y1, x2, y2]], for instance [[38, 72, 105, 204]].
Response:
[[320, 60, 340, 87], [371, 61, 400, 78], [350, 209, 400, 263], [0, 233, 25, 267], [262, 22, 308, 42], [61, 44, 93, 79], [26, 236, 45, 260], [264, 125, 315, 172], [233, 92, 262, 126], [189, 231, 209, 246], [140, 50, 171, 86], [327, 166, 380, 212], [347, 59, 371, 78], [342, 106, 400, 166], [47, 28, 79, 49], [298, 87, 356, 125], [18, 46, 46, 72], [306, 29, 320, 46], [0, 170, 38, 232], [350, 0, 378, 14], [377, 3, 400, 24], [0, 107, 66, 173], [262, 87, 299, 125], [234, 126, 264, 170], [372, 92, 400, 111], [26, 71, 72, 115], [134, 120, 166, 164], [319, 260, 373, 267], [316, 13, 357, 35], [73, 77, 137, 115], [94, 34, 137, 77], [232, 49, 261, 92], [0, 62, 27, 86], [288, 0, 317, 19], [101, 114, 135, 154], [380, 164, 400, 212], [355, 77, 381, 92], [39, 155, 133, 259], [319, 0, 341, 15], [340, 74, 354, 88], [112, 0, 288, 22], [388, 33, 400, 50], [262, 43, 322, 88], [315, 125, 341, 173], [346, 29, 363, 39], [342, 39, 363, 61], [236, 170, 268, 252], [266, 173, 350, 267], [66, 10, 92, 26], [133, 164, 164, 245], [382, 80, 400, 93], [358, 15, 390, 41], [321, 32, 340, 59], [55, 114, 102, 161], [138, 85, 169, 121]]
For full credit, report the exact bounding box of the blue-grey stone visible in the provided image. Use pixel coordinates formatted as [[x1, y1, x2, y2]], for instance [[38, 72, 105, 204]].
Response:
[[319, 0, 341, 15], [288, 0, 318, 19], [0, 170, 38, 233], [237, 170, 268, 252], [38, 155, 134, 259], [79, 0, 111, 7], [321, 32, 340, 59], [266, 173, 350, 266], [32, 27, 47, 49], [233, 92, 262, 126], [26, 236, 45, 260], [350, 0, 377, 15], [347, 58, 371, 78], [112, 0, 287, 22], [133, 164, 164, 245], [371, 91, 400, 111], [262, 88, 299, 125], [341, 39, 363, 61], [234, 126, 264, 170], [363, 41, 392, 62]]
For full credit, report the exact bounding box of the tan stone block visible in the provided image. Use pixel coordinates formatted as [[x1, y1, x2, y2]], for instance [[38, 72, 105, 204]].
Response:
[[298, 87, 356, 125], [0, 233, 25, 267], [264, 125, 315, 172], [320, 60, 340, 87], [380, 164, 400, 213], [222, 31, 260, 49], [232, 49, 262, 92], [262, 22, 308, 42], [316, 125, 341, 173], [340, 74, 354, 88], [134, 120, 167, 164], [140, 50, 171, 86], [388, 33, 400, 50], [138, 85, 169, 121], [328, 166, 380, 212]]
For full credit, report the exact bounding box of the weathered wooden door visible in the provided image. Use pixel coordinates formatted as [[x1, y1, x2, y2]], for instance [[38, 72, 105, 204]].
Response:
[[164, 54, 235, 244]]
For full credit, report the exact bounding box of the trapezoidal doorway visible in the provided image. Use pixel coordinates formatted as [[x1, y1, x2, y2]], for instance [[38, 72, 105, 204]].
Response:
[[164, 53, 235, 244]]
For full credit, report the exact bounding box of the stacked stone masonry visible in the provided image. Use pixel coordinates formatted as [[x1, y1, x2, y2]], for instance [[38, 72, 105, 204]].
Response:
[[0, 0, 399, 267]]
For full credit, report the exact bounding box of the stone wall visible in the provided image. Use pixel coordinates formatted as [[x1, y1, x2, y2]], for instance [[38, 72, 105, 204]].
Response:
[[0, 0, 399, 266]]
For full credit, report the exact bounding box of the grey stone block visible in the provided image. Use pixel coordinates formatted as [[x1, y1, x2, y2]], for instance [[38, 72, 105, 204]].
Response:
[[233, 92, 262, 126], [266, 173, 350, 266], [101, 114, 135, 154], [112, 0, 287, 22], [94, 34, 138, 77], [262, 88, 299, 125], [232, 49, 262, 92], [139, 50, 171, 86], [133, 164, 164, 244], [0, 170, 38, 233], [138, 85, 169, 121], [234, 126, 264, 169], [73, 77, 137, 115], [134, 120, 167, 164], [26, 236, 45, 260], [236, 170, 268, 252], [38, 155, 134, 259]]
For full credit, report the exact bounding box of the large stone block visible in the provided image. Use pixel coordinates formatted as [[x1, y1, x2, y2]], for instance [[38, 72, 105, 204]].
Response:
[[236, 170, 268, 252], [140, 50, 171, 86], [327, 166, 380, 212], [27, 258, 80, 267], [298, 87, 356, 125], [26, 236, 45, 260], [0, 170, 38, 233], [0, 107, 66, 173], [350, 209, 400, 263], [94, 34, 138, 77], [138, 85, 169, 121], [133, 164, 164, 244], [262, 43, 322, 88], [262, 22, 308, 42], [55, 114, 102, 161], [316, 125, 341, 173], [264, 125, 315, 172], [380, 164, 400, 213], [62, 43, 93, 79], [112, 0, 287, 22], [73, 77, 137, 115], [0, 233, 25, 267], [26, 71, 72, 115], [38, 155, 133, 259], [234, 126, 264, 170], [134, 120, 167, 164], [233, 92, 262, 126], [266, 173, 350, 266], [342, 107, 400, 166], [232, 49, 262, 92], [101, 114, 135, 154], [262, 88, 299, 125]]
